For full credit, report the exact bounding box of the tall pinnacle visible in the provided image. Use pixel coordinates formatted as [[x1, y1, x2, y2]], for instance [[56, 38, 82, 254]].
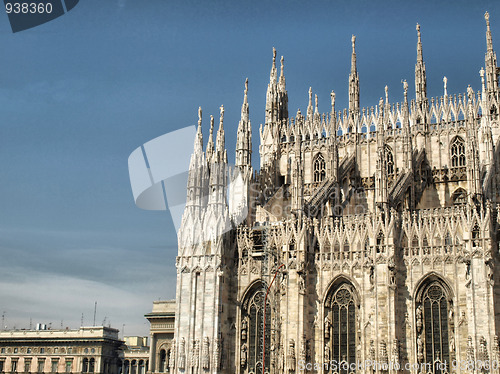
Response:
[[415, 23, 427, 106], [484, 12, 499, 96], [216, 105, 225, 157], [416, 23, 423, 63], [486, 12, 493, 52], [307, 87, 313, 119], [270, 47, 278, 85], [348, 35, 360, 117], [279, 56, 286, 92], [236, 79, 252, 170], [351, 35, 357, 74], [194, 106, 203, 154], [241, 78, 249, 122], [206, 115, 214, 162]]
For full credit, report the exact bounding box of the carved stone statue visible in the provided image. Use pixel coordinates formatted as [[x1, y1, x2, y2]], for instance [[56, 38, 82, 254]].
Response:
[[416, 305, 423, 333], [417, 335, 423, 363], [241, 318, 247, 341], [168, 339, 175, 369], [324, 316, 331, 340], [325, 345, 330, 362], [240, 344, 247, 367], [178, 337, 186, 370]]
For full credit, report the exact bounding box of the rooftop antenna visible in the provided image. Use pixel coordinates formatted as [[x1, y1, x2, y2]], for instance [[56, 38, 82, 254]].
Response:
[[29, 318, 32, 330], [2, 311, 5, 330], [81, 313, 84, 327], [93, 302, 97, 327]]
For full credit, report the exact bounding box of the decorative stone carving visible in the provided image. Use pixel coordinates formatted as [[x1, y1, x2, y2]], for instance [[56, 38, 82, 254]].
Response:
[[416, 305, 423, 333], [202, 336, 210, 370], [467, 336, 475, 362], [417, 335, 424, 363], [240, 343, 247, 367], [191, 339, 199, 368], [178, 338, 186, 370], [379, 340, 388, 365], [168, 339, 175, 370], [213, 338, 220, 371], [288, 339, 296, 372], [241, 318, 247, 341], [324, 316, 331, 340], [392, 339, 400, 368], [300, 335, 306, 363], [325, 345, 330, 362], [369, 340, 376, 362]]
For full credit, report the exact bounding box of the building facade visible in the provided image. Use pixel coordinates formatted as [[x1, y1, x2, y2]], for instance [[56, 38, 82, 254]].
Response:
[[172, 13, 500, 374], [122, 337, 149, 374], [144, 301, 175, 374], [0, 326, 123, 374]]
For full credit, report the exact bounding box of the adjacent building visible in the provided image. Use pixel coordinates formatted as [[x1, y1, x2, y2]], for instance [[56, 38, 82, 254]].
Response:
[[0, 326, 123, 374], [144, 301, 175, 374]]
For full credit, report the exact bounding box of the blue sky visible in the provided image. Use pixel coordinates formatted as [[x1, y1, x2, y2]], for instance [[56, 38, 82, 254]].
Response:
[[0, 0, 499, 336]]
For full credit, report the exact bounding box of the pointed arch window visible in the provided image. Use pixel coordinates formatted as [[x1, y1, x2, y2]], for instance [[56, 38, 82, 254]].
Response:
[[415, 280, 454, 372], [313, 153, 326, 183], [450, 137, 466, 168], [241, 288, 272, 373], [385, 146, 394, 175], [324, 283, 358, 373]]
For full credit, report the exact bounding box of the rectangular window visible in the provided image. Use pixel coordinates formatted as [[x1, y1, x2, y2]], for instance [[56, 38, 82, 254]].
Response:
[[24, 359, 31, 373], [38, 359, 45, 373], [51, 360, 58, 373], [65, 361, 72, 373], [39, 349, 45, 354], [0, 348, 4, 353], [67, 348, 72, 354], [27, 348, 32, 354], [13, 349, 18, 354], [11, 359, 18, 373], [0, 360, 4, 372]]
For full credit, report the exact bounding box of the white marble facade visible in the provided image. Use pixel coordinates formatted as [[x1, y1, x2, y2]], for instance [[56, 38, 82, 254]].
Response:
[[171, 13, 500, 374]]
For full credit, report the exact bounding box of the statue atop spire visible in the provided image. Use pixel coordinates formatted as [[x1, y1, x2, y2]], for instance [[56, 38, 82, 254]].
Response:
[[486, 12, 493, 52], [443, 76, 448, 97], [330, 91, 336, 114]]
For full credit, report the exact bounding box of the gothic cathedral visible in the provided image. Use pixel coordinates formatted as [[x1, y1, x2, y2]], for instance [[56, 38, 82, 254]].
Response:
[[169, 13, 500, 374]]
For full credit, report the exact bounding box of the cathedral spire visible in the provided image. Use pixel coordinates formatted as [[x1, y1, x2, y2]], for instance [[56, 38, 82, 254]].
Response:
[[194, 106, 203, 154], [241, 78, 249, 122], [215, 105, 226, 163], [279, 56, 286, 92], [484, 12, 499, 96], [206, 115, 215, 163], [415, 23, 427, 106], [307, 87, 313, 120], [236, 79, 252, 170], [270, 47, 278, 84], [348, 35, 360, 123]]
